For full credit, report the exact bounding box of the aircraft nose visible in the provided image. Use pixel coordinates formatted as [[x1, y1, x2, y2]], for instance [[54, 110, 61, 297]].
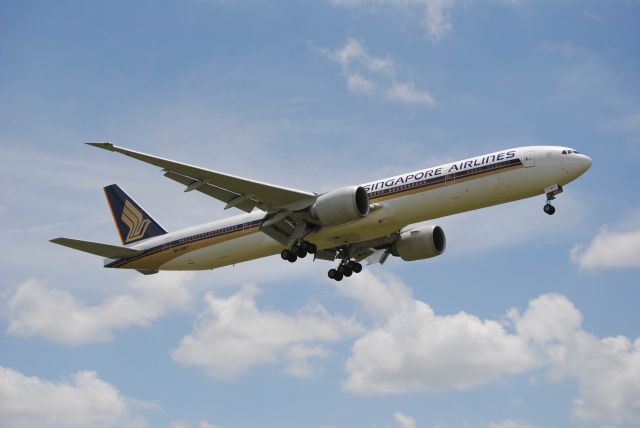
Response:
[[577, 154, 592, 174]]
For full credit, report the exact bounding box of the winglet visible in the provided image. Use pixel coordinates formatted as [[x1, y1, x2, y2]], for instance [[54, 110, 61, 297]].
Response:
[[86, 142, 116, 151]]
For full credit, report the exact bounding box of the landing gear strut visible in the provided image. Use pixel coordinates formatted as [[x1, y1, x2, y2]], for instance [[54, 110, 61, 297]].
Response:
[[280, 240, 317, 263], [328, 259, 363, 282]]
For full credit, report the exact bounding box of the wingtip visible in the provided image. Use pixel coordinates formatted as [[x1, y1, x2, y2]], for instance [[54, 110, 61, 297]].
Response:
[[86, 142, 115, 151]]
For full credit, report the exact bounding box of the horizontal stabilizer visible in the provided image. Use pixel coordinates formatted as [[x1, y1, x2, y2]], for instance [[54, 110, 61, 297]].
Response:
[[50, 237, 142, 259]]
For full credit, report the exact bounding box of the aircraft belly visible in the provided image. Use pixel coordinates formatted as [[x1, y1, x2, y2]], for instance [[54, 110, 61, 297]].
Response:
[[159, 232, 281, 270]]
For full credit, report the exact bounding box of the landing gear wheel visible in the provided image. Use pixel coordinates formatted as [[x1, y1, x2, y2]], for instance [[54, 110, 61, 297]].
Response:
[[307, 243, 317, 254], [544, 204, 556, 215], [281, 249, 291, 260], [352, 262, 362, 273], [299, 241, 309, 252], [337, 265, 345, 274], [343, 268, 353, 277], [334, 272, 343, 281], [328, 268, 337, 279], [297, 248, 307, 258], [287, 253, 298, 263]]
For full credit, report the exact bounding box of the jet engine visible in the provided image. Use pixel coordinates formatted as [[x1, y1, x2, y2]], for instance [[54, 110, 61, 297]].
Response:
[[391, 225, 446, 261], [310, 186, 370, 226]]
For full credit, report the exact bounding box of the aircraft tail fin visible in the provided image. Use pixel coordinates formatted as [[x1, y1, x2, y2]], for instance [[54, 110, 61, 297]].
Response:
[[103, 184, 167, 245]]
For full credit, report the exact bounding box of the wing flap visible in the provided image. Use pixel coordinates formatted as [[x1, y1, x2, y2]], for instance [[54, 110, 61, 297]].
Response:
[[87, 142, 315, 211], [50, 237, 142, 259]]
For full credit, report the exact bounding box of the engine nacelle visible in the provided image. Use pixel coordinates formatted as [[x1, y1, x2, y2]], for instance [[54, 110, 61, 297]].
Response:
[[391, 225, 446, 261], [310, 186, 370, 226]]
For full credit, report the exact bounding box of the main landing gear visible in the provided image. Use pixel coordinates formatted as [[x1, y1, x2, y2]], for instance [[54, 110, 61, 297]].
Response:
[[543, 184, 563, 216], [280, 240, 317, 263], [327, 260, 363, 282]]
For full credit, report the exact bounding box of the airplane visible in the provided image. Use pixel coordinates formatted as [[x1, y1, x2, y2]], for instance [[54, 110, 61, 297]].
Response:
[[51, 143, 592, 280]]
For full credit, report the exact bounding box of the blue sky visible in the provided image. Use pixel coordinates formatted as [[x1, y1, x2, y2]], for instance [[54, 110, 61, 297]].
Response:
[[1, 1, 639, 427]]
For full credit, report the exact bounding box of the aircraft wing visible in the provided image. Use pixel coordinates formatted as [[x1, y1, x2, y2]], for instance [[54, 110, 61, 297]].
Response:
[[87, 142, 316, 213]]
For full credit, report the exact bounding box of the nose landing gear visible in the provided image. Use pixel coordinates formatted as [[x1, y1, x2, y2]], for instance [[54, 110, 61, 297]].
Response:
[[543, 203, 556, 215], [543, 184, 563, 216]]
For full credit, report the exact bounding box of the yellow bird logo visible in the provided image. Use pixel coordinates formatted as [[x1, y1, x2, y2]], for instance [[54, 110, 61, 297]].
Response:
[[121, 200, 151, 243]]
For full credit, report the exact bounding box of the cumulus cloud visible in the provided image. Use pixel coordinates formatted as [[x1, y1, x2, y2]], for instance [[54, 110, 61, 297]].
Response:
[[320, 38, 435, 106], [341, 272, 640, 426], [172, 285, 362, 378], [0, 365, 147, 428], [341, 271, 536, 394], [570, 226, 640, 269], [6, 273, 192, 345], [510, 293, 640, 426]]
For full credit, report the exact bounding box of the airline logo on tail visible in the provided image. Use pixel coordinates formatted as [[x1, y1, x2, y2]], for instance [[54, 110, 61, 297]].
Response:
[[121, 200, 151, 243]]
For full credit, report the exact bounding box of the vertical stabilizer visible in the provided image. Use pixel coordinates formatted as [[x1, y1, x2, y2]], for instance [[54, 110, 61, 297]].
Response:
[[103, 184, 167, 245]]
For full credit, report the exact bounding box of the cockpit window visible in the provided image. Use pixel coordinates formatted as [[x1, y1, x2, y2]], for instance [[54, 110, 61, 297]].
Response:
[[562, 149, 580, 155]]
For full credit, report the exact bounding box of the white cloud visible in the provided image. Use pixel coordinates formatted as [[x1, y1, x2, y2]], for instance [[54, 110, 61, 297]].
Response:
[[342, 272, 640, 425], [342, 271, 536, 394], [6, 273, 192, 345], [0, 365, 147, 428], [394, 411, 417, 428], [387, 81, 436, 105], [330, 0, 521, 41], [487, 420, 541, 428], [511, 294, 640, 426], [172, 285, 362, 378], [347, 72, 377, 95], [570, 226, 640, 270], [320, 38, 435, 106], [171, 421, 221, 428], [422, 0, 455, 41]]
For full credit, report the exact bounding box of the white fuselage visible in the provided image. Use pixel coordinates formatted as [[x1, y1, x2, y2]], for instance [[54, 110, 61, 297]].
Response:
[[106, 146, 591, 271]]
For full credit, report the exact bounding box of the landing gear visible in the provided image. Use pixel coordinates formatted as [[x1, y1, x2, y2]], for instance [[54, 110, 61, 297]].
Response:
[[280, 240, 317, 263], [328, 268, 343, 282], [543, 203, 556, 215], [543, 184, 563, 216], [328, 260, 363, 281]]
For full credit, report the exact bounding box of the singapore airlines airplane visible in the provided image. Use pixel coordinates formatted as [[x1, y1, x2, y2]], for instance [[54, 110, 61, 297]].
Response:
[[51, 143, 591, 281]]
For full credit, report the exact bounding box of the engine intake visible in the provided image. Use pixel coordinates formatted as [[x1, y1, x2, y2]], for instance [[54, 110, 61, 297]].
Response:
[[391, 225, 446, 261], [310, 186, 370, 226]]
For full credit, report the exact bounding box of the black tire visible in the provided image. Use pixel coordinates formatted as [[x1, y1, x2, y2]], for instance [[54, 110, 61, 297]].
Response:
[[346, 260, 356, 270], [281, 249, 291, 260], [544, 204, 556, 215], [337, 265, 345, 274], [334, 272, 343, 281], [287, 253, 297, 263], [299, 241, 309, 252], [307, 243, 317, 254], [328, 269, 337, 279], [298, 249, 307, 258], [353, 262, 363, 273], [343, 268, 353, 277]]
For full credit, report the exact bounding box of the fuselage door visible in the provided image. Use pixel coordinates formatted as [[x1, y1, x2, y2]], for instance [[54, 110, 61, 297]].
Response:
[[524, 151, 535, 168]]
